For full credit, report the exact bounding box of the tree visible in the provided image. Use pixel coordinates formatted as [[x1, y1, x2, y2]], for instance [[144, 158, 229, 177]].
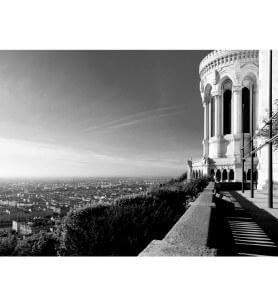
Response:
[[13, 231, 59, 256], [31, 232, 59, 256], [258, 100, 278, 149]]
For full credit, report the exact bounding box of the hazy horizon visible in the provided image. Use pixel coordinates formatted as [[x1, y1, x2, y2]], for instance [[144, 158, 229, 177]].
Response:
[[0, 50, 210, 178]]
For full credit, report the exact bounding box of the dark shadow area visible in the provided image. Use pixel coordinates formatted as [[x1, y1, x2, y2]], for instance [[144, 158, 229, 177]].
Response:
[[215, 182, 250, 191], [206, 206, 217, 250], [211, 193, 236, 255], [214, 191, 278, 256], [230, 191, 278, 253]]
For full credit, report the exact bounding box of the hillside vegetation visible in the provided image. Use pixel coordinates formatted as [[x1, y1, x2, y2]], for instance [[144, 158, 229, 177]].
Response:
[[0, 176, 209, 256], [61, 176, 209, 256]]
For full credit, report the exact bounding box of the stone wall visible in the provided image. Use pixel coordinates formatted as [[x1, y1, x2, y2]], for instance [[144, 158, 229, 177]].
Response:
[[139, 182, 217, 256]]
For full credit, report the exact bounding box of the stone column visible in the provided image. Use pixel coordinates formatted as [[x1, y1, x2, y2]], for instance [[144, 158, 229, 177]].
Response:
[[232, 86, 242, 135], [232, 86, 242, 160], [202, 100, 209, 157], [208, 99, 211, 138], [215, 94, 222, 137], [203, 102, 208, 139], [210, 88, 222, 158]]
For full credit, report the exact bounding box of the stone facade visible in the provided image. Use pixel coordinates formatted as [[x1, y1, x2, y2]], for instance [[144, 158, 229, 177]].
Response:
[[188, 50, 260, 183]]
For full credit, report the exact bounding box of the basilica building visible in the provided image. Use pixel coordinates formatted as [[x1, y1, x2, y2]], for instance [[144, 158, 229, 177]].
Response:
[[187, 50, 278, 190]]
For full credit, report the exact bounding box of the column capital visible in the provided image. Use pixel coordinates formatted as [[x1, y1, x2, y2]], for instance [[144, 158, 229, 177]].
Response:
[[211, 90, 221, 97], [203, 100, 210, 107], [211, 84, 221, 97], [232, 86, 242, 93], [202, 94, 211, 105]]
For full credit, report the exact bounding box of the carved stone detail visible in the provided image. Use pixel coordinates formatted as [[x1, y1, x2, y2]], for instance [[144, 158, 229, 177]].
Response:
[[199, 50, 259, 79], [199, 80, 204, 93], [213, 70, 220, 85]]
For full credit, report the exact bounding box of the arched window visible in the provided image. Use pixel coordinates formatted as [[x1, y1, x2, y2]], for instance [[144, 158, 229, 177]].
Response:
[[216, 169, 221, 182], [229, 169, 234, 181], [210, 97, 215, 137], [242, 87, 250, 133], [223, 90, 232, 134], [222, 169, 228, 181], [198, 170, 201, 178]]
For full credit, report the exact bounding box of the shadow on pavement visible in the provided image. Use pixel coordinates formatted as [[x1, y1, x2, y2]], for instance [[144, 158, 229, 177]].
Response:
[[230, 191, 278, 247]]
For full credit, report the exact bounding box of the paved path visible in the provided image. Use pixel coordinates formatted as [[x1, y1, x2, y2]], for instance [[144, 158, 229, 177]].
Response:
[[219, 191, 278, 256]]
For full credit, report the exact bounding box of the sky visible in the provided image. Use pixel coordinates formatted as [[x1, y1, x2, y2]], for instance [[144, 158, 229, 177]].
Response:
[[0, 50, 210, 178]]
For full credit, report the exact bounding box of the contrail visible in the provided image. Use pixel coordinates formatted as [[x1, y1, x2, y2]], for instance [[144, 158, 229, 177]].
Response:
[[84, 104, 187, 132]]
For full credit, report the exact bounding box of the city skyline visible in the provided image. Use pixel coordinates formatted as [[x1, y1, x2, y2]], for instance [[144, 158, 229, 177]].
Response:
[[0, 50, 210, 178]]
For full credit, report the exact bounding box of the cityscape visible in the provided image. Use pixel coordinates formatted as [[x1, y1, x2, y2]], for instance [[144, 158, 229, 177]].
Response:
[[0, 177, 169, 236]]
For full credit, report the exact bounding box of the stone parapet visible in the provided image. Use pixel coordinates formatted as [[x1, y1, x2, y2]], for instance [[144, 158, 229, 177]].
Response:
[[139, 182, 217, 256]]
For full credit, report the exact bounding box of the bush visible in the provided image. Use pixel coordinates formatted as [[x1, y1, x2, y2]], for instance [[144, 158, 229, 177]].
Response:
[[13, 231, 59, 256], [0, 176, 210, 256], [62, 177, 210, 256], [0, 234, 17, 256], [1, 231, 60, 256]]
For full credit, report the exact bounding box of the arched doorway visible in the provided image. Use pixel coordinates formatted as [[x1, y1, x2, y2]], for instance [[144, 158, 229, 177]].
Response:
[[222, 169, 228, 181], [229, 169, 234, 181], [216, 169, 221, 182]]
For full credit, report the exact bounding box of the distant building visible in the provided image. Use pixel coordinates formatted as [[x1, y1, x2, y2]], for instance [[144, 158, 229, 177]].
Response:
[[49, 205, 70, 215], [12, 220, 33, 235]]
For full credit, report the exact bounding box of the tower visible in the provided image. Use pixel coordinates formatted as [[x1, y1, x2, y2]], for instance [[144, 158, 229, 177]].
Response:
[[190, 50, 259, 182]]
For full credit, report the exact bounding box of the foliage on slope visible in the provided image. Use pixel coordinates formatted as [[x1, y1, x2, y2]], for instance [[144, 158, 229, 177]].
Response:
[[61, 177, 210, 256], [0, 176, 210, 256]]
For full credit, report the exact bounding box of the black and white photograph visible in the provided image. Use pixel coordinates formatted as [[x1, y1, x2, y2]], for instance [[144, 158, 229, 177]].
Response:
[[0, 49, 277, 257], [0, 1, 277, 299]]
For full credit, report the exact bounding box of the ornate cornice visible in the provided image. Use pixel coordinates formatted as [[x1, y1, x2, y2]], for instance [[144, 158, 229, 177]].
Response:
[[199, 50, 259, 79]]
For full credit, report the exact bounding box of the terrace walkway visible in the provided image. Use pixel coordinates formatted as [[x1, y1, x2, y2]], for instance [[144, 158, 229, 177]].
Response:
[[140, 182, 278, 256], [218, 190, 278, 256]]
